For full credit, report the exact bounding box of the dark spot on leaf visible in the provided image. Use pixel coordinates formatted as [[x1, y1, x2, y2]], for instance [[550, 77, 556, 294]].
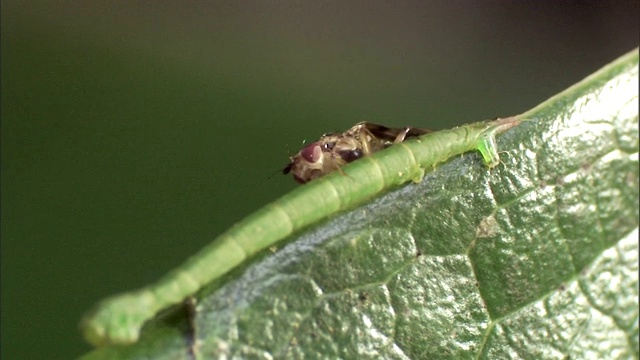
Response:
[[358, 292, 368, 302], [558, 283, 566, 291], [581, 162, 593, 171], [416, 249, 422, 257]]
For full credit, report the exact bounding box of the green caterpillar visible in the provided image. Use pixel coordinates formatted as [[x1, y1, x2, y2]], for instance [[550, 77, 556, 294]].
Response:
[[80, 116, 521, 346]]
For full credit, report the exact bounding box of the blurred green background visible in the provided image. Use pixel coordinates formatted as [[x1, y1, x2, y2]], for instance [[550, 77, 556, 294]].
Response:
[[2, 1, 638, 358]]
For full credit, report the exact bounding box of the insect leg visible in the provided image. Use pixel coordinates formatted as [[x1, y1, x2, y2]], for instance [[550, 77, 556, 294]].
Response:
[[352, 123, 375, 156], [393, 127, 412, 143]]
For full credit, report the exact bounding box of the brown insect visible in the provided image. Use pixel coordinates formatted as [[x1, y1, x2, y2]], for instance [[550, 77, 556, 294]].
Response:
[[283, 122, 431, 183]]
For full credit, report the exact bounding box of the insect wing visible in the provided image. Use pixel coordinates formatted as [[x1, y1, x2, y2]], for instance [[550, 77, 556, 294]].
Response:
[[358, 122, 431, 144]]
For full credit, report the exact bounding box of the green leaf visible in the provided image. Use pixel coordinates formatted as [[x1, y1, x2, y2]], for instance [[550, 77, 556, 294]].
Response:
[[80, 49, 639, 359]]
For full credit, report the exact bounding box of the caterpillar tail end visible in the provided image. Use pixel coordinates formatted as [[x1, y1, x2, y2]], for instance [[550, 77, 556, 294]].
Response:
[[80, 291, 156, 347], [478, 116, 521, 168]]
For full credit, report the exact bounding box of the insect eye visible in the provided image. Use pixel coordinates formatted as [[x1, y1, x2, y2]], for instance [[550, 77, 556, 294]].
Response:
[[322, 142, 336, 151], [338, 148, 364, 163], [301, 142, 323, 163]]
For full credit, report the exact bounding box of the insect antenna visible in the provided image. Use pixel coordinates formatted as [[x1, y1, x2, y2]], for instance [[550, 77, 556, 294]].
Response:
[[267, 165, 289, 181], [267, 139, 306, 181]]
